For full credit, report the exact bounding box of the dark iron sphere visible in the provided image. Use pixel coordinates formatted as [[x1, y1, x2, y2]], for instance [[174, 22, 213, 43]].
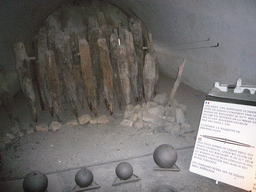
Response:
[[115, 162, 133, 180], [75, 168, 94, 187], [153, 144, 177, 168], [23, 171, 48, 192]]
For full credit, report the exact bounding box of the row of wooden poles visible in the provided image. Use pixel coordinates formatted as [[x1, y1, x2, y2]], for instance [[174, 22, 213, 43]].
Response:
[[13, 12, 159, 123]]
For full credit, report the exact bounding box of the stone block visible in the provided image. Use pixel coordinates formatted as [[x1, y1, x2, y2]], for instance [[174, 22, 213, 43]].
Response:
[[163, 116, 175, 122], [134, 120, 143, 129], [134, 104, 142, 113], [3, 136, 11, 144], [78, 114, 91, 125], [142, 112, 155, 122], [6, 133, 15, 140], [35, 123, 49, 132], [164, 106, 176, 117], [164, 122, 180, 135], [179, 104, 187, 113], [26, 128, 35, 134], [175, 108, 186, 124], [49, 121, 62, 132], [181, 123, 192, 133], [125, 104, 135, 112], [147, 101, 158, 109], [120, 119, 133, 127], [90, 115, 109, 124], [153, 93, 166, 105], [66, 119, 79, 126], [97, 115, 109, 124]]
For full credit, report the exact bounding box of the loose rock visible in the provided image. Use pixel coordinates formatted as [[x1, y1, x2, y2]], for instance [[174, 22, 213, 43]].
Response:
[[49, 121, 62, 132], [120, 119, 133, 127], [78, 114, 91, 125], [35, 123, 49, 132]]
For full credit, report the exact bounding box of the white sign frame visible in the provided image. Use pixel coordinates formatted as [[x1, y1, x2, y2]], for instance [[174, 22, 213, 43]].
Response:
[[190, 100, 256, 192]]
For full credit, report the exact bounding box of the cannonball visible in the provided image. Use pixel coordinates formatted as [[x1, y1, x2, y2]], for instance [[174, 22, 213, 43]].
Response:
[[115, 162, 133, 180], [23, 171, 48, 192], [75, 168, 93, 187], [153, 144, 177, 168]]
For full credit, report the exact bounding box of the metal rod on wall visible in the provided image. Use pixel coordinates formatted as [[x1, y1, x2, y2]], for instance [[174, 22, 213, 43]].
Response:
[[169, 38, 210, 47], [170, 43, 219, 51]]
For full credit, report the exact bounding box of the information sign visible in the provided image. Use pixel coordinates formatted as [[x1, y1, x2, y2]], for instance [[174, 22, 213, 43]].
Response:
[[190, 100, 256, 191]]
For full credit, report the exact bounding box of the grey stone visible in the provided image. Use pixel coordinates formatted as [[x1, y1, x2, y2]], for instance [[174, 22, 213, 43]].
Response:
[[17, 130, 25, 137], [3, 136, 12, 144], [6, 133, 15, 140], [147, 101, 158, 109], [134, 104, 142, 113], [134, 120, 143, 129], [49, 121, 62, 132], [97, 115, 109, 124], [181, 123, 192, 133], [164, 122, 181, 135], [120, 119, 133, 127], [153, 93, 166, 105], [150, 120, 165, 130], [78, 114, 91, 125], [66, 119, 79, 126], [125, 104, 135, 112], [26, 128, 35, 134], [175, 108, 186, 124], [164, 106, 176, 117], [163, 116, 175, 122], [124, 110, 135, 120], [137, 111, 143, 120], [142, 112, 155, 122], [35, 123, 49, 132], [179, 104, 187, 113]]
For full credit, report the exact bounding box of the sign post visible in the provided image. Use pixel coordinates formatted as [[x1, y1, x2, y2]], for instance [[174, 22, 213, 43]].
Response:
[[190, 100, 256, 192]]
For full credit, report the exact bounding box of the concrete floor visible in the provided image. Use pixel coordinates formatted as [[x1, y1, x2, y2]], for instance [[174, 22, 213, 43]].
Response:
[[0, 75, 247, 191]]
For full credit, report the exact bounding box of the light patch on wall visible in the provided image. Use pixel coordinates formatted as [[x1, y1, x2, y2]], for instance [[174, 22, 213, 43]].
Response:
[[186, 13, 197, 28], [209, 54, 227, 78]]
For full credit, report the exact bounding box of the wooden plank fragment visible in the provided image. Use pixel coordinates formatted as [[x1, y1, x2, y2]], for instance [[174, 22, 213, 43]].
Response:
[[119, 27, 139, 103], [143, 50, 159, 102], [55, 32, 79, 118], [129, 18, 144, 102], [14, 42, 37, 122], [38, 27, 53, 112], [88, 17, 103, 106], [98, 38, 114, 115], [110, 29, 124, 109], [44, 50, 62, 121], [117, 44, 131, 105], [79, 38, 98, 116], [70, 31, 86, 110]]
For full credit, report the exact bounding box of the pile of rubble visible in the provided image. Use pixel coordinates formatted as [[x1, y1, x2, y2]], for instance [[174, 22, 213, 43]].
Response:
[[120, 93, 192, 135]]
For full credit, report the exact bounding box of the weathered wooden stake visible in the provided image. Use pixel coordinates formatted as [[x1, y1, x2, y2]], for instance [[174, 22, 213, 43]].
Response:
[[167, 58, 187, 106], [79, 38, 98, 116], [117, 44, 131, 105], [55, 32, 79, 118], [119, 27, 139, 103], [143, 49, 159, 102], [70, 31, 86, 110], [38, 27, 53, 113], [45, 50, 62, 121], [110, 29, 124, 109], [14, 42, 37, 122], [88, 17, 103, 106], [129, 18, 144, 102], [98, 38, 114, 115]]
